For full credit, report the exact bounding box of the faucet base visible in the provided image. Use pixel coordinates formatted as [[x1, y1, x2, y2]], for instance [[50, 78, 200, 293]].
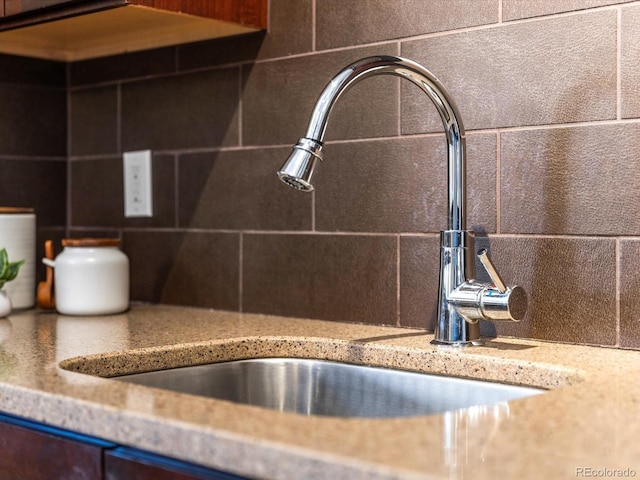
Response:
[[430, 338, 485, 347]]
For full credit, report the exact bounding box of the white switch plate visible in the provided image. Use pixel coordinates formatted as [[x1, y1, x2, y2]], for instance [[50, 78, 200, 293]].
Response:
[[123, 150, 153, 218]]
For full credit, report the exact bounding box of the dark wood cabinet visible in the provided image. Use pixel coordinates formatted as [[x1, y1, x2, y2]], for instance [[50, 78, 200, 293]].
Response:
[[0, 413, 113, 480], [0, 1, 267, 29], [105, 447, 247, 480], [0, 413, 249, 480], [0, 0, 268, 61]]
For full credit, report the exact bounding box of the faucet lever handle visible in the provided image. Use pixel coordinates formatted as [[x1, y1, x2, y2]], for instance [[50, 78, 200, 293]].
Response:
[[477, 249, 507, 293]]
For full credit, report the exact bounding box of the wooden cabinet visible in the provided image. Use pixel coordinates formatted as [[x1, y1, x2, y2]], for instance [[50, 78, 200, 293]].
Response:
[[0, 413, 248, 480], [0, 0, 268, 61], [105, 447, 246, 480], [0, 413, 113, 480]]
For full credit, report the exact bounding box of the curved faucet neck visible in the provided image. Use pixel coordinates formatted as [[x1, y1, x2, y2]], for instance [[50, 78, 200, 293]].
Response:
[[303, 55, 467, 231]]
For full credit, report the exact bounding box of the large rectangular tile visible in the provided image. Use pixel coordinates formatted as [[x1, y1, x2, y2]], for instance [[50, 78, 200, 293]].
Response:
[[70, 155, 175, 228], [401, 235, 617, 345], [69, 46, 176, 86], [503, 0, 633, 21], [242, 233, 398, 324], [179, 148, 312, 230], [241, 45, 399, 146], [501, 123, 640, 235], [0, 84, 66, 156], [315, 134, 496, 233], [123, 231, 239, 310], [0, 159, 66, 227], [121, 68, 240, 151], [401, 10, 617, 132], [474, 236, 617, 345], [399, 235, 440, 329], [69, 86, 118, 156], [621, 6, 640, 119], [317, 0, 498, 50], [619, 240, 640, 348]]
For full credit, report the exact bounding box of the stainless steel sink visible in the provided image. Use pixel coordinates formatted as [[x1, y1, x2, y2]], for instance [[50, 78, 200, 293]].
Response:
[[114, 358, 544, 418]]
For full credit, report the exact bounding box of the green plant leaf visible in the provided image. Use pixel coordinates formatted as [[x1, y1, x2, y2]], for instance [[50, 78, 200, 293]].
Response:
[[0, 249, 7, 279], [4, 259, 25, 282]]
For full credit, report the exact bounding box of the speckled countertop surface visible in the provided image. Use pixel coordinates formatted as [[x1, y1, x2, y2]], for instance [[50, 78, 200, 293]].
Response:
[[0, 305, 639, 479]]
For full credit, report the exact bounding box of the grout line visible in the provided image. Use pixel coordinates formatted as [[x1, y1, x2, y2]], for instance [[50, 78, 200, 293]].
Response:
[[495, 131, 501, 234], [616, 238, 621, 347], [116, 83, 122, 154], [311, 190, 316, 231], [498, 0, 503, 23], [396, 42, 402, 136], [71, 116, 640, 161], [66, 77, 72, 236], [617, 6, 622, 121], [101, 227, 629, 242], [312, 0, 317, 52], [174, 153, 180, 228], [239, 233, 244, 313], [396, 234, 401, 327], [238, 65, 244, 147]]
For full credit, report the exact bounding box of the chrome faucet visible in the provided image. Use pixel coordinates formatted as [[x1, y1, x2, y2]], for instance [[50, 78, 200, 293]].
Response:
[[277, 55, 527, 346]]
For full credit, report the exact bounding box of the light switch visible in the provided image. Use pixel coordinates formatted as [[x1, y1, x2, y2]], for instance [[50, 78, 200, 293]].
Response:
[[123, 150, 153, 218]]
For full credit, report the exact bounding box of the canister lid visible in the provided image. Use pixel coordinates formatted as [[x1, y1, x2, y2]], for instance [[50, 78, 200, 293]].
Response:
[[0, 207, 35, 214], [62, 238, 121, 247]]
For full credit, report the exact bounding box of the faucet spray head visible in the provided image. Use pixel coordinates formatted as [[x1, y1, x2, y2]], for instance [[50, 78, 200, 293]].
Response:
[[277, 138, 323, 192]]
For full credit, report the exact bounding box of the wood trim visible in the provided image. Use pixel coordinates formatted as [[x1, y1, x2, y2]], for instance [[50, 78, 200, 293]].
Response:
[[0, 1, 267, 61], [132, 0, 268, 29], [0, 0, 268, 30]]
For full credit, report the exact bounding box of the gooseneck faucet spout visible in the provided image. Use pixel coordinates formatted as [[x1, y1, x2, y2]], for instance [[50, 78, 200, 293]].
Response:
[[278, 55, 527, 346]]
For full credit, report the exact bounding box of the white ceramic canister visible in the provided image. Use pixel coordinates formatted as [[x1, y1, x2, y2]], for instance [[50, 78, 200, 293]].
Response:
[[43, 238, 129, 316], [0, 207, 36, 309]]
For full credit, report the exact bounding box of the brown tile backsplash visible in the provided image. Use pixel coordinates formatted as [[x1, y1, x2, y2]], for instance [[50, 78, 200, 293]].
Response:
[[0, 159, 66, 226], [121, 68, 240, 151], [621, 5, 640, 119], [3, 0, 639, 349], [400, 234, 618, 346], [316, 0, 498, 50], [399, 235, 441, 329], [401, 10, 617, 132], [123, 231, 240, 310], [314, 134, 496, 233], [178, 148, 312, 231], [243, 233, 397, 325], [502, 0, 634, 21], [620, 240, 640, 349], [473, 236, 618, 346], [68, 46, 176, 87], [241, 44, 399, 146], [500, 123, 640, 235], [69, 155, 175, 228], [69, 86, 118, 156], [0, 83, 66, 157]]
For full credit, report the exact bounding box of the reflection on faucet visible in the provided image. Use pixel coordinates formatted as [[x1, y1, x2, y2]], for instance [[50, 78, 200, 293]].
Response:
[[443, 403, 510, 479], [277, 55, 527, 345]]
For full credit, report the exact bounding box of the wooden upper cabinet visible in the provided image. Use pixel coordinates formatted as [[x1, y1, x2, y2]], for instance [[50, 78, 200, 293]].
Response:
[[0, 0, 268, 61]]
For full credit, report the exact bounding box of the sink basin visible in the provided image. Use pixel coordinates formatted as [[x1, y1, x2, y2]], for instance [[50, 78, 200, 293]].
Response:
[[114, 358, 544, 418]]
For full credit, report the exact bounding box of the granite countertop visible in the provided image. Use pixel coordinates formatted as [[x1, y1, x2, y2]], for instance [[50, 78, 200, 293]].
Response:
[[0, 305, 638, 479]]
